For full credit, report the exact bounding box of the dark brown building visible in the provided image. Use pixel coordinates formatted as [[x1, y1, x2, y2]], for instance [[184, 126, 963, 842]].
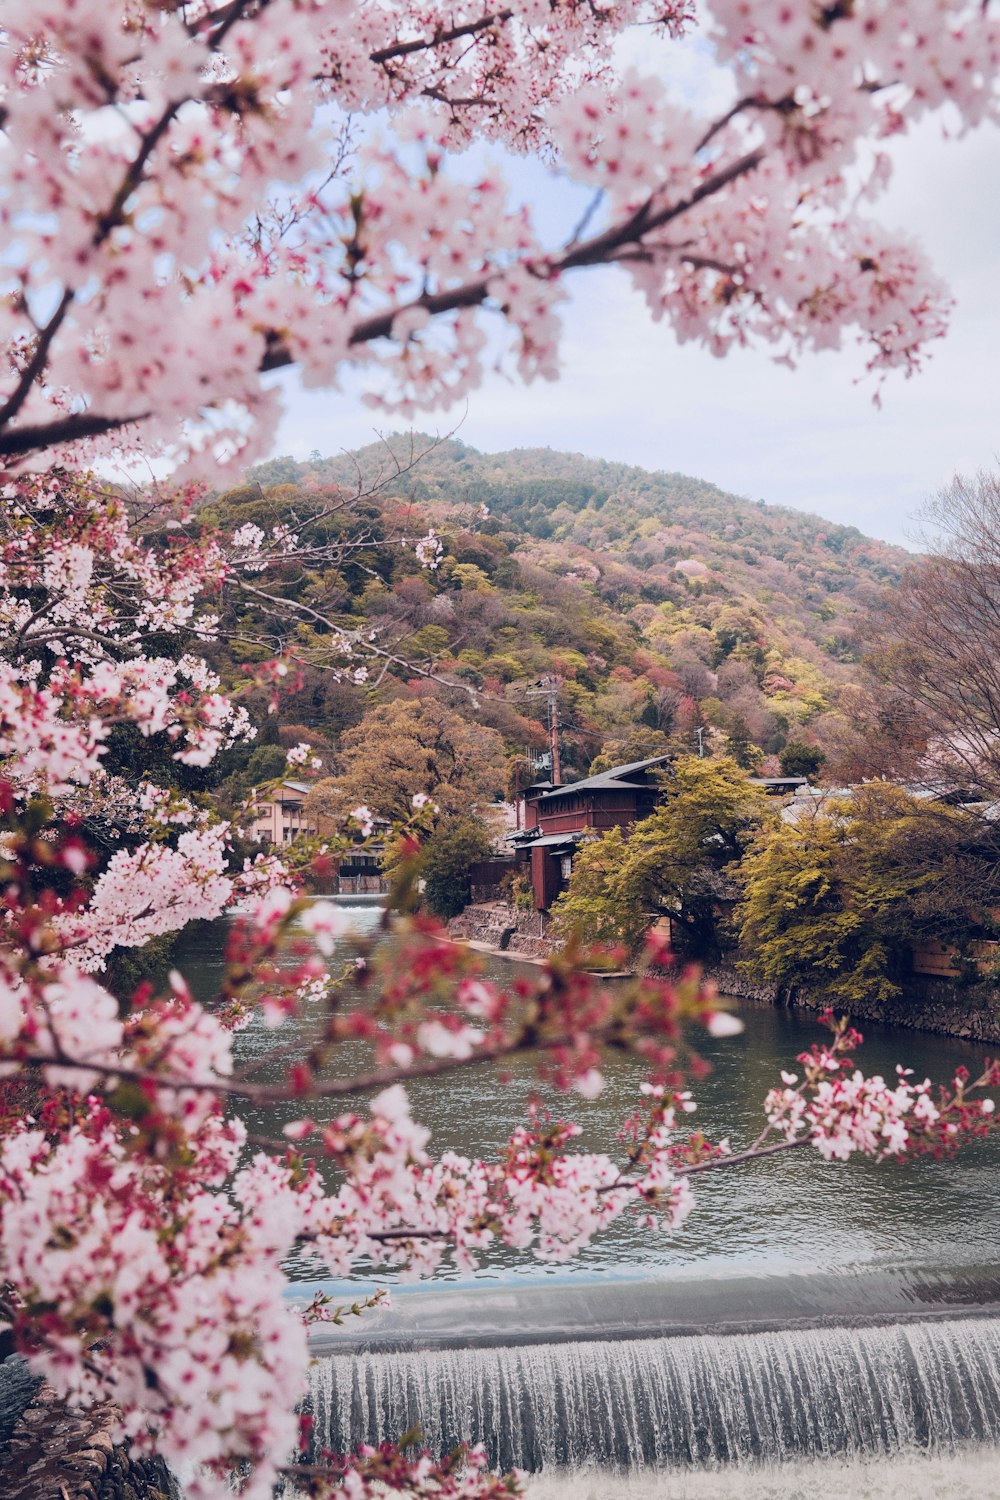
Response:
[[509, 757, 805, 911], [510, 756, 671, 911]]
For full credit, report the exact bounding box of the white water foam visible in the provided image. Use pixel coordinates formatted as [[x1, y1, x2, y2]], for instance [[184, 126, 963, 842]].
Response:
[[311, 1315, 1000, 1471], [524, 1447, 1000, 1499]]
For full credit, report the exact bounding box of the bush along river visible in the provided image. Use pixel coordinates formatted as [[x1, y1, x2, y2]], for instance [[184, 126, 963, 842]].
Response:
[[177, 903, 1000, 1497]]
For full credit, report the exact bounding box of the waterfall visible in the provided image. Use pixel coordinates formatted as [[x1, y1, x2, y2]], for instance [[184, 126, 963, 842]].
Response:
[[309, 1316, 1000, 1472]]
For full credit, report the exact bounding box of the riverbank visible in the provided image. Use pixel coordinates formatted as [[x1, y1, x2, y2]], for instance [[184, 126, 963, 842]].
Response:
[[447, 901, 562, 960], [0, 1357, 177, 1500], [449, 902, 1000, 1045], [706, 962, 1000, 1046]]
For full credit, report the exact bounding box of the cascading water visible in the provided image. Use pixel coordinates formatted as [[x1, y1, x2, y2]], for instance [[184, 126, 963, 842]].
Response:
[[309, 1316, 1000, 1473]]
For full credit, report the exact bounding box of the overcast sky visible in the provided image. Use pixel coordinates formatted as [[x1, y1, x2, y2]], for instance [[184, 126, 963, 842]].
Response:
[[268, 54, 1000, 551]]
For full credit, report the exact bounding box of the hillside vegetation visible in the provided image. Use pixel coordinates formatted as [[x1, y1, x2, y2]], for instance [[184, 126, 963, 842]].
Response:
[[229, 435, 905, 787]]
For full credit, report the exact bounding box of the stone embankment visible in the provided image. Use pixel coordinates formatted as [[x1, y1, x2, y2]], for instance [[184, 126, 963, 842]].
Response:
[[0, 1356, 177, 1500], [447, 901, 561, 960], [450, 905, 1000, 1045], [706, 963, 1000, 1045]]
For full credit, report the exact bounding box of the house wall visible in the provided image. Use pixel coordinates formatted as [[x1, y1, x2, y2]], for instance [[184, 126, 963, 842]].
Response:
[[522, 793, 545, 830], [530, 788, 661, 839], [530, 845, 565, 911], [249, 788, 318, 845], [513, 766, 671, 912], [911, 939, 1000, 978], [467, 858, 517, 903], [535, 795, 633, 836]]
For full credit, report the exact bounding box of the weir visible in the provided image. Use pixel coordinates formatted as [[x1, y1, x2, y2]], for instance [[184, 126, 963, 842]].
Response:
[[310, 1316, 1000, 1471], [306, 1270, 1000, 1472]]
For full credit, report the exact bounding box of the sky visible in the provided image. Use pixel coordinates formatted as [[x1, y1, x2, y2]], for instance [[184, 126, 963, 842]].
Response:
[[267, 47, 1000, 551]]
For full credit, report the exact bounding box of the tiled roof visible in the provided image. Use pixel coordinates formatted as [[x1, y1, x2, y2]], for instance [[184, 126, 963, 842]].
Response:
[[535, 755, 671, 802], [508, 830, 584, 849]]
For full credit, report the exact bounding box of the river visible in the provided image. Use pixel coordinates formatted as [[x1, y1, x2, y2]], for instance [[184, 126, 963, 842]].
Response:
[[177, 901, 1000, 1495]]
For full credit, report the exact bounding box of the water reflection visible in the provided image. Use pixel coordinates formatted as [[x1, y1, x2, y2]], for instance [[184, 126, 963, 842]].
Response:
[[176, 906, 1000, 1285]]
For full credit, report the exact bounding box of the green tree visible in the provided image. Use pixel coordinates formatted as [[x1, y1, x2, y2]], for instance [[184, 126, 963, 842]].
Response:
[[738, 785, 987, 1005], [548, 826, 652, 951], [552, 757, 777, 958], [725, 716, 764, 771], [779, 739, 826, 781], [245, 744, 289, 785], [421, 817, 494, 919]]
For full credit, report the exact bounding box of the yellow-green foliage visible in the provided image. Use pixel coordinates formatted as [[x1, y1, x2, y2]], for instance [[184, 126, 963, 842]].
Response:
[[408, 625, 451, 656], [549, 826, 652, 952], [737, 814, 895, 1005], [737, 786, 984, 1005], [447, 561, 493, 591], [763, 654, 829, 723], [552, 757, 777, 957], [480, 653, 527, 682]]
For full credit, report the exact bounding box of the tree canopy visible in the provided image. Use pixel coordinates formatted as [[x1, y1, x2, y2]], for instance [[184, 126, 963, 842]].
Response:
[[552, 757, 777, 957], [2, 2, 990, 472], [420, 817, 495, 920], [867, 471, 1000, 796], [306, 699, 507, 825], [738, 785, 994, 1005]]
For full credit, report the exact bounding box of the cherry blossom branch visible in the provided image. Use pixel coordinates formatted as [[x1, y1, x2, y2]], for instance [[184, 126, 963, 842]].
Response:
[[256, 146, 768, 364], [6, 1021, 602, 1102], [231, 579, 488, 699], [370, 12, 514, 65], [0, 411, 151, 459], [0, 290, 74, 430], [0, 95, 186, 444], [656, 1136, 808, 1179]]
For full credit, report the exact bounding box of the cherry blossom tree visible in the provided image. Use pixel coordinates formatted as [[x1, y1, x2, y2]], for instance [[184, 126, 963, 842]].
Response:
[[2, 2, 1000, 1498], [1, 0, 997, 476]]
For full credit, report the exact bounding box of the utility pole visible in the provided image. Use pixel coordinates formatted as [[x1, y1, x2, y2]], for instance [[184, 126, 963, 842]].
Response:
[[696, 726, 704, 759], [548, 684, 561, 785], [523, 675, 562, 785]]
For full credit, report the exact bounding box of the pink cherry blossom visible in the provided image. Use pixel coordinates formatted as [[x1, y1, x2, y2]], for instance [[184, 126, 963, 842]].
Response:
[[706, 1011, 745, 1038], [0, 3, 993, 474], [1, 6, 1000, 1496]]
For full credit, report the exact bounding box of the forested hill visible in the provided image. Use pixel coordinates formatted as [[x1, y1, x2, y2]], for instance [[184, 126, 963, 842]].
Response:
[[251, 433, 905, 597], [235, 435, 911, 782]]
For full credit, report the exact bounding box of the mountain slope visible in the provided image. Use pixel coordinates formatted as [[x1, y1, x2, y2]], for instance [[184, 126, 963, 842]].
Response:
[[237, 436, 907, 780]]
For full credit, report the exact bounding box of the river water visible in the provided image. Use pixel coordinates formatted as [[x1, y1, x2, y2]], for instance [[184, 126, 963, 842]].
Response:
[[179, 900, 1000, 1285], [177, 902, 1000, 1494]]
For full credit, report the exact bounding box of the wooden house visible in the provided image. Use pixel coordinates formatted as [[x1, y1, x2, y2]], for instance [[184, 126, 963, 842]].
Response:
[[509, 756, 672, 910], [508, 757, 805, 911]]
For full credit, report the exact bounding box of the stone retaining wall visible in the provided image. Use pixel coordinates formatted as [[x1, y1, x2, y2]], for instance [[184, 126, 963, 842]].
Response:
[[447, 901, 561, 959], [0, 1358, 178, 1500], [450, 904, 1000, 1044], [705, 962, 1000, 1044]]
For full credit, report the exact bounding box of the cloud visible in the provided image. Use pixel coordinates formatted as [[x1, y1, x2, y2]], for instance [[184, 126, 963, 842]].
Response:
[[269, 105, 1000, 552]]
